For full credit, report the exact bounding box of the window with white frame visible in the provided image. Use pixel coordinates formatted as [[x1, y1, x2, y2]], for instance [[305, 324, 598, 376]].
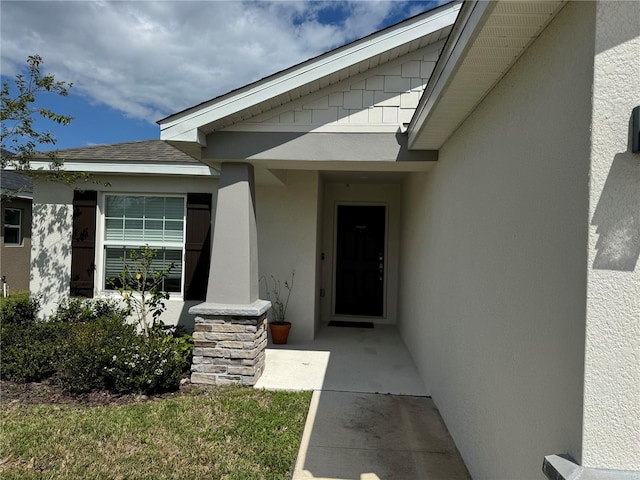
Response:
[[103, 195, 185, 293], [3, 208, 22, 245]]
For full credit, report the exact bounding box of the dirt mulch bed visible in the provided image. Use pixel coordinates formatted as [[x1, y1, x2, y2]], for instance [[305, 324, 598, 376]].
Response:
[[0, 379, 199, 408]]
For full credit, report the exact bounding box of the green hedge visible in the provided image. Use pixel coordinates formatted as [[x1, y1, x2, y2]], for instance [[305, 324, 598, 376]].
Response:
[[1, 320, 71, 383], [49, 297, 129, 324], [1, 295, 192, 394], [0, 291, 39, 325]]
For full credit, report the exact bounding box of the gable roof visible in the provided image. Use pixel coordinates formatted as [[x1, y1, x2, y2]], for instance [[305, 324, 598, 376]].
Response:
[[159, 0, 570, 155], [158, 2, 462, 145]]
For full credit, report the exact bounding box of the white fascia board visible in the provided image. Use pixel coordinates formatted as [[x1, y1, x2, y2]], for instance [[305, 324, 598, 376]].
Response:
[[29, 160, 218, 177], [222, 124, 402, 133], [407, 0, 494, 149], [159, 2, 461, 141]]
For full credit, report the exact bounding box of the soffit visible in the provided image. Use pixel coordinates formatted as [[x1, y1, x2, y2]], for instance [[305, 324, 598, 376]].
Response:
[[159, 2, 461, 143], [408, 0, 566, 150]]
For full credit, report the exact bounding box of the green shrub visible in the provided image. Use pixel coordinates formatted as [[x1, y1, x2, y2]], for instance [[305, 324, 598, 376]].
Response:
[[1, 293, 193, 395], [0, 291, 39, 325], [170, 325, 195, 366], [1, 320, 70, 383], [50, 297, 128, 324], [56, 315, 192, 395], [105, 330, 191, 394], [56, 315, 137, 393]]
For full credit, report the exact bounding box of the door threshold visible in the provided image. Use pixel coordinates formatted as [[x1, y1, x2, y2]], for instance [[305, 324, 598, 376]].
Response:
[[328, 320, 374, 328]]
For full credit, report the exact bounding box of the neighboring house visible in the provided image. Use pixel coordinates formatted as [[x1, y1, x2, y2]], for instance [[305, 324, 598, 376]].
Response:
[[30, 1, 639, 479], [1, 170, 33, 293]]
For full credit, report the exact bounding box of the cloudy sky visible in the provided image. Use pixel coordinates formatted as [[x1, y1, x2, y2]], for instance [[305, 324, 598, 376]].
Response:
[[1, 0, 445, 150]]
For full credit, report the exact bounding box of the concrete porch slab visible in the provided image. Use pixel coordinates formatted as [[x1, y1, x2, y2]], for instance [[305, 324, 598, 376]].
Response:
[[254, 324, 428, 395]]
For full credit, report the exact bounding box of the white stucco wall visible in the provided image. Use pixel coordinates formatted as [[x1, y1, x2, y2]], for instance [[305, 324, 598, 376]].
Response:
[[30, 174, 218, 329], [257, 170, 321, 343], [582, 0, 640, 470], [399, 3, 593, 478], [30, 180, 74, 316]]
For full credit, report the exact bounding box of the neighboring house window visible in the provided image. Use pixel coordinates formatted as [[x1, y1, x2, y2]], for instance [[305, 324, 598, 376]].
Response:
[[3, 208, 22, 245], [103, 195, 185, 293]]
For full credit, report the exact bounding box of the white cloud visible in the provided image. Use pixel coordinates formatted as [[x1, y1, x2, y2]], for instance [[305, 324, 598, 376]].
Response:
[[1, 1, 442, 124]]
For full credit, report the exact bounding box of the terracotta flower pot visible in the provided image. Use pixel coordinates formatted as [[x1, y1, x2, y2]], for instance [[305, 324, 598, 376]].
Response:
[[269, 322, 291, 344]]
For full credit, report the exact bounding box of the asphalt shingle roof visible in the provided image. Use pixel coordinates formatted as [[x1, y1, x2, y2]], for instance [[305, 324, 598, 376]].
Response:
[[1, 170, 33, 194], [39, 140, 200, 163]]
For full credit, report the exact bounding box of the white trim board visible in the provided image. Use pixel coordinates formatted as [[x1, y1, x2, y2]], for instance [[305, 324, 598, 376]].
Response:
[[29, 161, 218, 177]]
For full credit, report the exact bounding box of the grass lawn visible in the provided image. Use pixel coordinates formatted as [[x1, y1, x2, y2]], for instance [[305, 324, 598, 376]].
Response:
[[0, 386, 312, 480]]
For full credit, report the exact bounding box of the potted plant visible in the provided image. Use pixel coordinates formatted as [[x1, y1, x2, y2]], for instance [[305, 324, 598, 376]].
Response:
[[261, 270, 294, 344]]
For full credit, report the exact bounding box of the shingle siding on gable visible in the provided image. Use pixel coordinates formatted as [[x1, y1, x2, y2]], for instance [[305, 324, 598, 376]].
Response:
[[244, 42, 444, 130]]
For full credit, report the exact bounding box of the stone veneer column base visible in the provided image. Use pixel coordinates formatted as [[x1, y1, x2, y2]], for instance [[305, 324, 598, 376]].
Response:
[[189, 301, 270, 386]]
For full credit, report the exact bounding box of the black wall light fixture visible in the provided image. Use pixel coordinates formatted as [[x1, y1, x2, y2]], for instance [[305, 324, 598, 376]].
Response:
[[633, 106, 640, 153]]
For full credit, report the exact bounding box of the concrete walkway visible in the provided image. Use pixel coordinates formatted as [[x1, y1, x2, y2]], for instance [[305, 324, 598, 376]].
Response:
[[255, 324, 470, 480], [294, 390, 470, 480]]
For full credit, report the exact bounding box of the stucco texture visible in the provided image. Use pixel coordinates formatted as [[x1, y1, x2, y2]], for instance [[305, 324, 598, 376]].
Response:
[[398, 3, 593, 478], [30, 181, 74, 316], [583, 0, 640, 470], [257, 170, 321, 343]]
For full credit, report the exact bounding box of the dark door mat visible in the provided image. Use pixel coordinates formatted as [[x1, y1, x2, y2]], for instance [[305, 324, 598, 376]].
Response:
[[328, 321, 374, 328]]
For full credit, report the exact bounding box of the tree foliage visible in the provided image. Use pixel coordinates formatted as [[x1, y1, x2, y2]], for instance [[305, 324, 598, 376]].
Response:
[[116, 246, 175, 339], [1, 54, 73, 171]]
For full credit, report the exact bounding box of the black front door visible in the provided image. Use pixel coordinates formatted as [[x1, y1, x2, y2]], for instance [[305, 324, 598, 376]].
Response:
[[335, 205, 385, 316]]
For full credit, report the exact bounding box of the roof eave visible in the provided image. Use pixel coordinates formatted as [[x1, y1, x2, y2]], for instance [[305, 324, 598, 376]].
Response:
[[0, 191, 33, 200], [407, 0, 567, 151], [407, 0, 495, 150], [27, 160, 218, 177]]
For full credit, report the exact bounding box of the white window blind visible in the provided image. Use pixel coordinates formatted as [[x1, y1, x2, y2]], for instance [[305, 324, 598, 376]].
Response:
[[103, 195, 185, 293], [105, 196, 184, 244]]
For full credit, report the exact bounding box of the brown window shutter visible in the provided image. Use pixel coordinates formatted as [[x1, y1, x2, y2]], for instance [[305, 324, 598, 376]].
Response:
[[70, 190, 97, 298], [184, 193, 212, 301]]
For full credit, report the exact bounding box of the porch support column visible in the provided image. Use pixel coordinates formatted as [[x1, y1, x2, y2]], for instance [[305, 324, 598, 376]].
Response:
[[189, 162, 270, 386]]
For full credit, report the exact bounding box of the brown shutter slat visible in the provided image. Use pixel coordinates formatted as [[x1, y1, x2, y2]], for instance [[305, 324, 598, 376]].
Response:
[[70, 190, 97, 298], [184, 193, 212, 301]]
